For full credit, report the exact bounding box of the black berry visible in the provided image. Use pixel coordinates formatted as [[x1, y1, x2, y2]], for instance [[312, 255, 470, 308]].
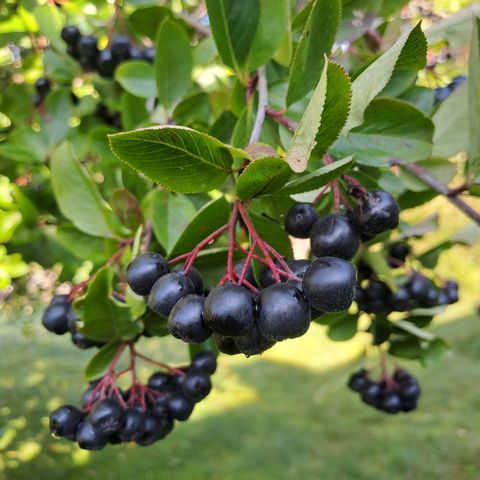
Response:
[[284, 203, 319, 238], [354, 190, 399, 237], [50, 405, 83, 437], [148, 272, 195, 317], [88, 398, 125, 436], [191, 351, 217, 375], [127, 252, 169, 296]]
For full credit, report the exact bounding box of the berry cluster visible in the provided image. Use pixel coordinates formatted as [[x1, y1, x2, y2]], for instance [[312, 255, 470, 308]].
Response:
[[42, 294, 104, 349], [348, 367, 421, 414], [60, 26, 153, 78], [49, 351, 216, 450], [33, 77, 51, 107], [434, 75, 467, 104]]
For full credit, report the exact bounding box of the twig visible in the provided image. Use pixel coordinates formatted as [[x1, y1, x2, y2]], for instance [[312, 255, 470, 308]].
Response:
[[179, 13, 211, 37], [391, 161, 480, 226], [265, 107, 298, 133], [248, 67, 268, 145]]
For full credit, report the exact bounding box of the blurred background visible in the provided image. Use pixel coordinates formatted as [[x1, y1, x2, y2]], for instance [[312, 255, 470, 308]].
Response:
[[1, 0, 480, 479]]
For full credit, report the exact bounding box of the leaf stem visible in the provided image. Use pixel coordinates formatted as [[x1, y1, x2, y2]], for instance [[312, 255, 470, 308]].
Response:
[[248, 67, 268, 145]]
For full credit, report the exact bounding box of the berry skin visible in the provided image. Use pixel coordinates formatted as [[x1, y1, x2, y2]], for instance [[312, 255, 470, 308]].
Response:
[[71, 332, 101, 349], [50, 405, 83, 437], [354, 190, 399, 237], [35, 77, 51, 96], [148, 372, 177, 393], [81, 382, 101, 408], [78, 36, 98, 57], [174, 265, 204, 294], [42, 297, 70, 335], [66, 44, 80, 60], [76, 419, 108, 450], [148, 272, 195, 317], [143, 47, 155, 63], [388, 242, 410, 267], [260, 259, 310, 289], [379, 391, 402, 414], [135, 412, 161, 446], [118, 407, 146, 442], [61, 25, 81, 45], [234, 325, 276, 356], [168, 294, 211, 344], [434, 86, 451, 104], [257, 283, 311, 342], [128, 46, 144, 60], [285, 203, 319, 238], [234, 260, 256, 286], [309, 214, 360, 260], [182, 370, 212, 403], [203, 283, 256, 336], [191, 351, 217, 375], [213, 333, 241, 355], [111, 35, 131, 60], [302, 257, 357, 312], [361, 382, 382, 407], [408, 273, 430, 300], [88, 398, 125, 436], [388, 286, 414, 312], [167, 393, 194, 421], [127, 252, 169, 296], [347, 370, 369, 393], [97, 49, 118, 77]]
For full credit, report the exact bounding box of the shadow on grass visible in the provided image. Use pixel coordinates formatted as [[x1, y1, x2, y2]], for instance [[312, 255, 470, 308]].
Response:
[[1, 312, 480, 480]]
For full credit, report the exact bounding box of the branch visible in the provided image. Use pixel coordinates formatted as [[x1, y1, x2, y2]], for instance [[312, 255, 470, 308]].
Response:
[[248, 67, 268, 145], [391, 161, 480, 226], [265, 106, 298, 133]]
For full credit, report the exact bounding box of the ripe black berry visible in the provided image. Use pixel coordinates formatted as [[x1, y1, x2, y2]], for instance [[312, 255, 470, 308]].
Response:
[[111, 35, 130, 60], [285, 203, 319, 238], [78, 36, 98, 57], [182, 370, 212, 402], [258, 283, 311, 341], [148, 272, 195, 317], [408, 273, 430, 300], [234, 324, 276, 356], [118, 407, 145, 442], [61, 25, 81, 45], [213, 333, 241, 355], [168, 294, 211, 344], [127, 252, 169, 296], [97, 49, 118, 77], [347, 370, 369, 392], [50, 405, 83, 437], [388, 242, 410, 267], [191, 351, 217, 375], [143, 47, 155, 63], [303, 257, 357, 312], [129, 46, 144, 60], [42, 296, 70, 334], [234, 260, 256, 286], [88, 398, 124, 436], [35, 77, 51, 96], [76, 419, 108, 450], [203, 283, 256, 336], [148, 372, 177, 393], [354, 190, 399, 237], [167, 393, 194, 421], [174, 265, 204, 294], [361, 382, 382, 406], [310, 214, 360, 260], [379, 390, 402, 414]]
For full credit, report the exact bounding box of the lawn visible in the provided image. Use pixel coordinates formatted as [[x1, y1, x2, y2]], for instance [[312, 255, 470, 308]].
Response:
[[1, 301, 479, 480]]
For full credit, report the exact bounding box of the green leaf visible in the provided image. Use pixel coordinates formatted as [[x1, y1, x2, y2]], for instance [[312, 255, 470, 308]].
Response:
[[168, 196, 231, 259], [327, 313, 358, 341], [279, 155, 353, 195], [155, 18, 193, 109], [129, 6, 171, 38], [110, 189, 144, 232], [417, 240, 453, 269], [115, 61, 157, 98], [467, 17, 480, 179], [250, 212, 293, 258], [421, 338, 449, 366], [362, 250, 397, 292], [33, 4, 63, 51], [148, 190, 197, 254], [141, 310, 169, 337], [389, 337, 423, 360], [121, 92, 149, 130], [312, 63, 352, 158], [333, 99, 434, 167], [206, 0, 260, 80], [344, 23, 426, 133], [395, 214, 438, 240], [394, 319, 436, 342], [398, 158, 456, 192], [236, 157, 292, 200], [76, 268, 142, 342], [84, 342, 122, 381], [286, 0, 341, 106], [50, 142, 119, 238], [286, 60, 329, 173], [109, 126, 234, 194], [41, 88, 73, 148]]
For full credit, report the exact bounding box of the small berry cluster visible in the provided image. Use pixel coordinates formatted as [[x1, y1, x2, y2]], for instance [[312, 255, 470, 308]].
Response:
[[49, 351, 216, 450], [42, 294, 104, 349], [33, 77, 51, 107], [348, 367, 420, 414], [60, 25, 154, 78], [434, 74, 467, 104]]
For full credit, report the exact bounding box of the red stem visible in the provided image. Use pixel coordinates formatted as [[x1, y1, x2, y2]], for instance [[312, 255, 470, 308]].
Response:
[[313, 182, 332, 206]]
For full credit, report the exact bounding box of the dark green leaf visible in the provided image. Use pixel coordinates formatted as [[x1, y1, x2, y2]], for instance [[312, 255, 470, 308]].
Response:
[[84, 342, 122, 381], [421, 338, 450, 366], [109, 126, 234, 194], [389, 337, 423, 359], [327, 313, 358, 341], [141, 309, 170, 337], [236, 157, 291, 200], [417, 240, 453, 269], [129, 6, 171, 38], [115, 61, 157, 98], [287, 0, 341, 106], [111, 189, 144, 232]]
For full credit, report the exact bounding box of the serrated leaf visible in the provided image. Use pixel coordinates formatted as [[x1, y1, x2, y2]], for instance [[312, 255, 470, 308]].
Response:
[[279, 155, 353, 195], [286, 60, 328, 173], [344, 23, 426, 133], [236, 157, 292, 200], [362, 250, 397, 292], [287, 0, 341, 106], [148, 190, 197, 253], [51, 142, 120, 238], [109, 126, 234, 194], [334, 98, 434, 167], [312, 62, 352, 158], [168, 196, 230, 259], [467, 17, 480, 179], [76, 268, 142, 342], [327, 313, 358, 341], [155, 18, 192, 109], [115, 61, 157, 98], [84, 342, 122, 380]]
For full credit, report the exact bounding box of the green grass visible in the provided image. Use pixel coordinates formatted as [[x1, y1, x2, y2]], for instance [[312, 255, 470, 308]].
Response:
[[1, 303, 480, 480]]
